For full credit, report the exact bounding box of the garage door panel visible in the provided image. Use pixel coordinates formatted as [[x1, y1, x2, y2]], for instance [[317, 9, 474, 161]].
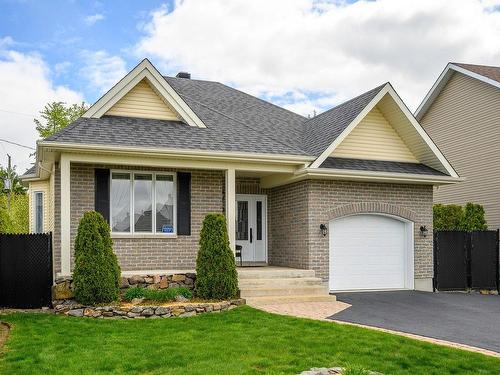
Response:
[[329, 214, 411, 291]]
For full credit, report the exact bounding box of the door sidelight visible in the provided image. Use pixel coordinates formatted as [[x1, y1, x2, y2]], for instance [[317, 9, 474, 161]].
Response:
[[250, 228, 253, 243]]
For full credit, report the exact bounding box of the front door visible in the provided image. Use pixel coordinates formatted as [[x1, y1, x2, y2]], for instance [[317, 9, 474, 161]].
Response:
[[236, 194, 267, 263]]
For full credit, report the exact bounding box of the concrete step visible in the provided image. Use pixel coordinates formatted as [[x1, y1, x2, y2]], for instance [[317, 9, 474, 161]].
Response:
[[238, 277, 324, 288], [237, 268, 316, 279], [240, 285, 329, 298], [245, 294, 337, 305]]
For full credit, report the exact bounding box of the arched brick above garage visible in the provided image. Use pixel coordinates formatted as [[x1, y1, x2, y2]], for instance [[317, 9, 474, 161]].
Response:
[[327, 202, 418, 222]]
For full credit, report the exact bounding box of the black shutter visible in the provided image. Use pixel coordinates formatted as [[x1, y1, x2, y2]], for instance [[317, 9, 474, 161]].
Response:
[[94, 169, 110, 223], [177, 172, 191, 235]]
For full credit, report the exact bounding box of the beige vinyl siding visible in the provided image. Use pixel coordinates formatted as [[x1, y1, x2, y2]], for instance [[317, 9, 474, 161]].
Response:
[[28, 179, 52, 232], [105, 79, 180, 121], [421, 71, 500, 229], [331, 105, 418, 162]]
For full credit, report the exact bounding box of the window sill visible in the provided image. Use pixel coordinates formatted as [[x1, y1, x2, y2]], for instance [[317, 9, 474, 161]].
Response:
[[111, 233, 178, 239]]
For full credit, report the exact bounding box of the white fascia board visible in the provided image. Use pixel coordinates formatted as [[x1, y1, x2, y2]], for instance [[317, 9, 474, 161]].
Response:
[[303, 167, 463, 185], [37, 141, 314, 165], [82, 59, 206, 128], [309, 83, 391, 169], [415, 63, 500, 120]]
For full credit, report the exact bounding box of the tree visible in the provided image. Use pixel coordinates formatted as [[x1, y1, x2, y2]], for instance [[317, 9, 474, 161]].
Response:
[[195, 213, 238, 300], [460, 203, 488, 231], [73, 211, 121, 305], [34, 102, 87, 138], [433, 204, 463, 231]]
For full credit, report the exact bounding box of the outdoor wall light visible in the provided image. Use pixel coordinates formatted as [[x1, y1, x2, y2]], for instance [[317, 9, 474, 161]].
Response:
[[320, 224, 328, 237], [420, 225, 428, 238]]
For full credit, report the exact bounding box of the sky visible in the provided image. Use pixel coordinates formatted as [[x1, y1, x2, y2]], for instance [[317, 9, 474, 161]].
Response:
[[1, 0, 500, 174]]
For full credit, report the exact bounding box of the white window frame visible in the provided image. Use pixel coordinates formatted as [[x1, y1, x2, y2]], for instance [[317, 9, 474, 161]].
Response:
[[110, 170, 177, 237], [33, 190, 44, 233]]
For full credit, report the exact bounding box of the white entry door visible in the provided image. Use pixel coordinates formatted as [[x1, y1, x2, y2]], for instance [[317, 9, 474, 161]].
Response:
[[236, 194, 267, 263], [329, 214, 414, 291]]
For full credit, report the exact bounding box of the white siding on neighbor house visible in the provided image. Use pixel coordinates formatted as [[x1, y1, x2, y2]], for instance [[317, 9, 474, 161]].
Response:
[[105, 79, 180, 121], [420, 71, 500, 229], [331, 105, 418, 163], [28, 179, 52, 233]]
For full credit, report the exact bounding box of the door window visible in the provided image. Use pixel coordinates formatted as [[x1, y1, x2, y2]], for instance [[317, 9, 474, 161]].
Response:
[[236, 201, 248, 241]]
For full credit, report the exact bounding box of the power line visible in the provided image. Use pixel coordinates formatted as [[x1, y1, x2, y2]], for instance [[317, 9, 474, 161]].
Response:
[[0, 138, 35, 150], [0, 108, 36, 117]]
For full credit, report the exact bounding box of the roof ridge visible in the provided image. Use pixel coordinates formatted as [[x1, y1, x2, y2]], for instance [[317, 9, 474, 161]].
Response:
[[177, 93, 308, 154], [452, 62, 500, 69], [304, 83, 387, 125]]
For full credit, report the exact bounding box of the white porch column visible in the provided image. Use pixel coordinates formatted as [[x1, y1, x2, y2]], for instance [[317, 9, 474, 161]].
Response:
[[60, 154, 71, 276], [225, 168, 236, 252]]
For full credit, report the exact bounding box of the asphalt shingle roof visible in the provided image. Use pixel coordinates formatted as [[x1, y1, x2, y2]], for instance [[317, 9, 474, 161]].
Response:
[[453, 63, 500, 84], [320, 157, 447, 176], [302, 84, 386, 156]]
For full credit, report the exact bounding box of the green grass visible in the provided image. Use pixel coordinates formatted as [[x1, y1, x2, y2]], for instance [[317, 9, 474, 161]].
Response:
[[0, 306, 499, 374], [122, 286, 193, 302]]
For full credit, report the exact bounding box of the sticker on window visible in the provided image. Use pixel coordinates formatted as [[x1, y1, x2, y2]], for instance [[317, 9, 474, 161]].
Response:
[[162, 225, 174, 233]]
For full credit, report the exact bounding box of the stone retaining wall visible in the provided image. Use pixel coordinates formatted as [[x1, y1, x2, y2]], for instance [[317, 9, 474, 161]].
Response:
[[54, 299, 245, 319], [53, 272, 196, 301]]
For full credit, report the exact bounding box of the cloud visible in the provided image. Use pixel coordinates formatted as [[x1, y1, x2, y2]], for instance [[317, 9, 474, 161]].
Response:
[[137, 0, 500, 115], [0, 46, 84, 173], [79, 50, 127, 94], [84, 13, 105, 26]]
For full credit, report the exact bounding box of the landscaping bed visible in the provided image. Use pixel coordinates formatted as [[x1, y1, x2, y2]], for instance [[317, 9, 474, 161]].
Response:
[[53, 298, 245, 319]]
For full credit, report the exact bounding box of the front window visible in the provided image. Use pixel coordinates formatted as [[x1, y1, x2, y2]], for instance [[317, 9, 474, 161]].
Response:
[[34, 191, 43, 233], [110, 171, 176, 235]]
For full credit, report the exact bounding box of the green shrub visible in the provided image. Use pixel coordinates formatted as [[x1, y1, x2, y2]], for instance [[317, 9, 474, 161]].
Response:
[[0, 194, 28, 233], [195, 213, 238, 300], [460, 202, 488, 231], [433, 204, 463, 231], [123, 286, 192, 302], [73, 211, 121, 305]]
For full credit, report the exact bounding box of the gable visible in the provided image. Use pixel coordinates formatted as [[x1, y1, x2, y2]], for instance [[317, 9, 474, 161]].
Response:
[[105, 79, 180, 121], [331, 105, 418, 163]]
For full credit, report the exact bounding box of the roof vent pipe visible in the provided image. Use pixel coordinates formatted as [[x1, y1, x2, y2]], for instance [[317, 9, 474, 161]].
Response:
[[176, 72, 191, 79]]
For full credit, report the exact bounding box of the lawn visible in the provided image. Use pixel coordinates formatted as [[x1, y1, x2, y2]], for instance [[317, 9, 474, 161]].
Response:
[[0, 306, 498, 374]]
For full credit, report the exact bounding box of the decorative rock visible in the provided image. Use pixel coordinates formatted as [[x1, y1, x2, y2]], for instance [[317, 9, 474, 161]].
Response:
[[53, 281, 74, 300], [179, 311, 196, 318], [184, 277, 194, 285], [67, 309, 84, 317], [129, 275, 145, 285], [102, 311, 114, 317], [172, 308, 185, 316], [172, 274, 186, 282], [213, 303, 222, 311], [186, 273, 196, 279], [175, 295, 189, 302], [159, 277, 169, 289], [120, 277, 129, 289], [144, 277, 154, 284], [127, 312, 141, 318], [130, 306, 144, 313], [131, 298, 145, 305], [153, 275, 161, 284], [141, 308, 155, 316], [155, 306, 170, 315], [184, 305, 195, 312], [204, 305, 213, 312], [230, 298, 246, 306]]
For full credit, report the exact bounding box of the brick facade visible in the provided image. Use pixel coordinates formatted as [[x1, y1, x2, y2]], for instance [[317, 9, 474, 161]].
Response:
[[60, 163, 224, 273], [267, 180, 433, 282]]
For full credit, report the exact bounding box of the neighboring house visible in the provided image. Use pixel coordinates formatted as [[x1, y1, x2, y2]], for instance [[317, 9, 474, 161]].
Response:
[[22, 59, 460, 293], [416, 63, 500, 229]]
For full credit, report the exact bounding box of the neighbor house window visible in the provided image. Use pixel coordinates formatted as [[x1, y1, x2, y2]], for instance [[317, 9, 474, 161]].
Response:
[[34, 191, 43, 233], [110, 171, 176, 235]]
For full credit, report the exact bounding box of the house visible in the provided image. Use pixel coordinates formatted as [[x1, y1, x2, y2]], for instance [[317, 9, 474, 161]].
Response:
[[416, 63, 500, 229], [22, 59, 460, 294]]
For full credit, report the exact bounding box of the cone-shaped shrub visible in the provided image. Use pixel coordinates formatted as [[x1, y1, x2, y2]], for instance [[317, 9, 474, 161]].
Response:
[[73, 211, 121, 305], [195, 213, 238, 299]]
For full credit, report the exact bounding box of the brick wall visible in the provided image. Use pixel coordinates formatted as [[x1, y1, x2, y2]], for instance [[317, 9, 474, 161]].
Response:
[[266, 179, 433, 282], [64, 163, 224, 272]]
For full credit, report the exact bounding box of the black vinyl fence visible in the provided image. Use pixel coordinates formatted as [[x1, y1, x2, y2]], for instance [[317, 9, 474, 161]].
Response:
[[0, 233, 53, 308], [434, 230, 499, 291]]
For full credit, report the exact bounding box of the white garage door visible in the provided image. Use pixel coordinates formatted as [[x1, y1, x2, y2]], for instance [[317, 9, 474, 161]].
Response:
[[329, 214, 413, 291]]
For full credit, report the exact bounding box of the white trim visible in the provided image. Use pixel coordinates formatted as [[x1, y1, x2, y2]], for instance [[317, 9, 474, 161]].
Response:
[[310, 83, 459, 178], [110, 170, 177, 237], [60, 154, 71, 276], [82, 59, 206, 128], [226, 168, 236, 252], [328, 213, 414, 292], [416, 63, 500, 121]]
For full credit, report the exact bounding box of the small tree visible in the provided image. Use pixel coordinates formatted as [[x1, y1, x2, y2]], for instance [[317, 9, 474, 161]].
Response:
[[460, 203, 488, 231], [433, 204, 464, 231], [195, 213, 238, 300], [34, 101, 87, 138], [73, 211, 120, 305]]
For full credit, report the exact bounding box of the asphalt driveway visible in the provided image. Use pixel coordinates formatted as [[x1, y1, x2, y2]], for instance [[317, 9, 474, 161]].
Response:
[[329, 291, 500, 353]]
